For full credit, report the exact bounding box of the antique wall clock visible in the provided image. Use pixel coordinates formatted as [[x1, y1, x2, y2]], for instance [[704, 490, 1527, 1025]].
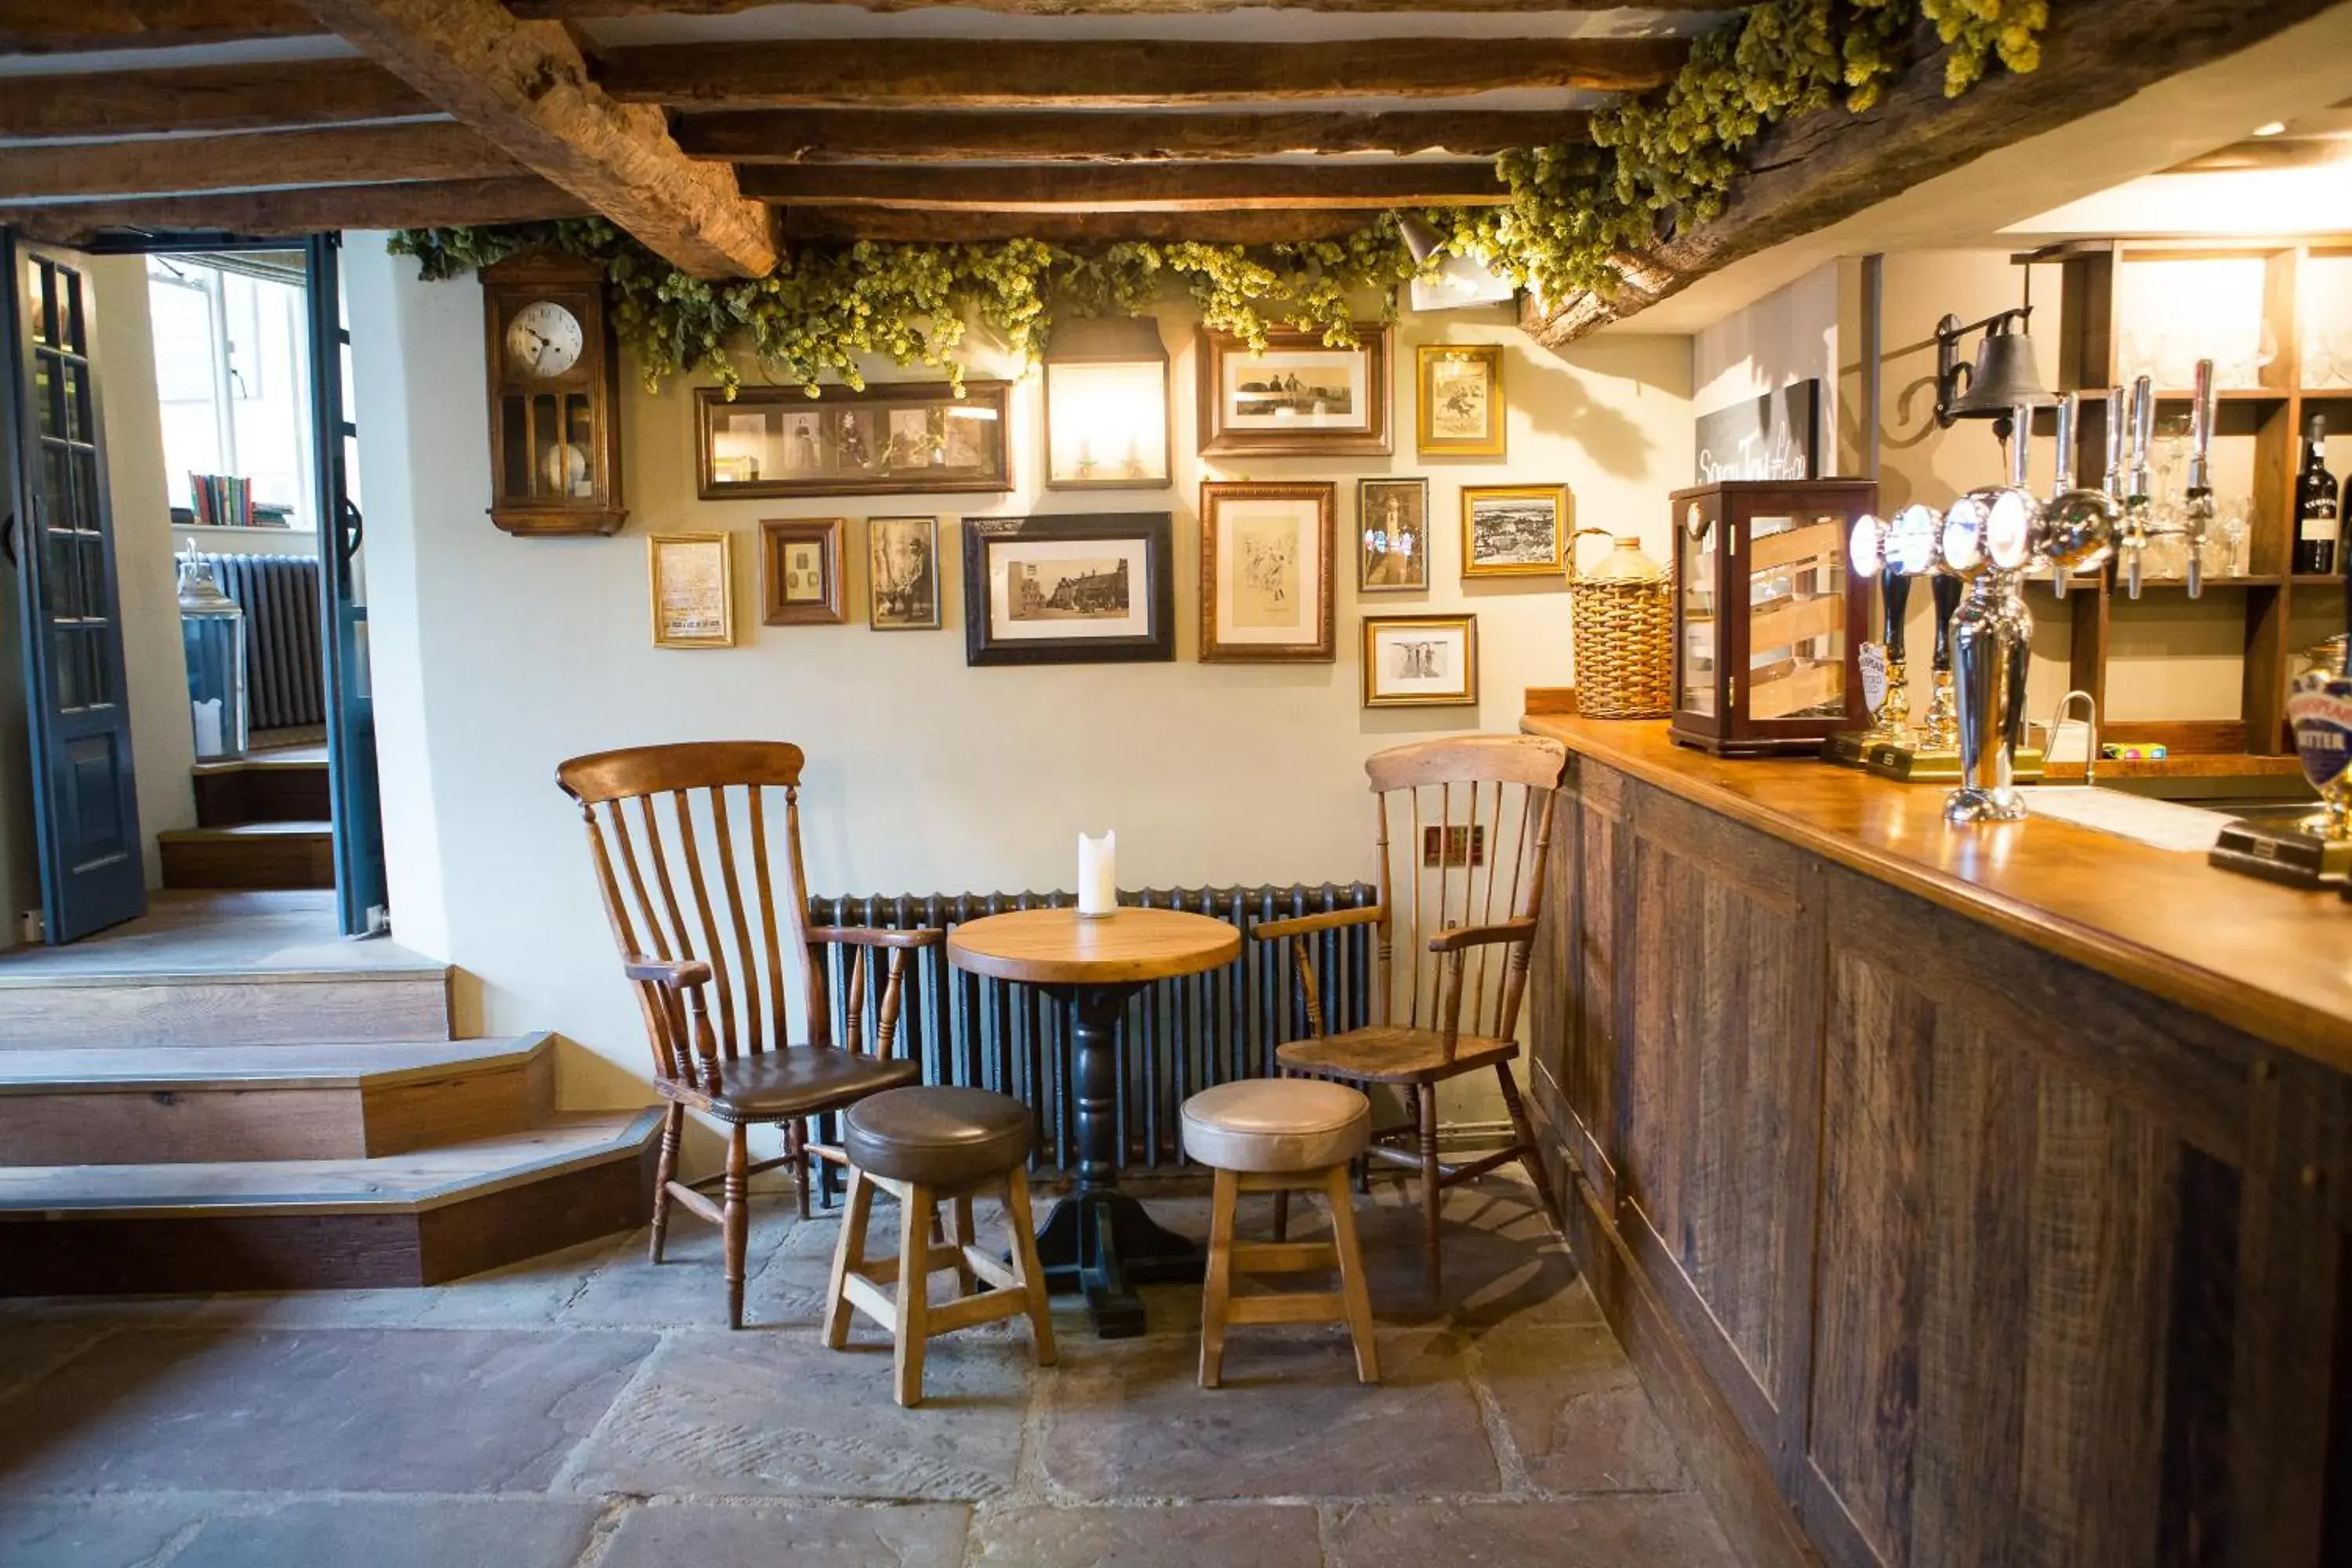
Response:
[[481, 250, 626, 537]]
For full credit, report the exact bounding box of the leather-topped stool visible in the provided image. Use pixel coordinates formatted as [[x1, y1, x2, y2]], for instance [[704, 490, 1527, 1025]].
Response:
[[1180, 1078, 1378, 1388], [823, 1086, 1056, 1407]]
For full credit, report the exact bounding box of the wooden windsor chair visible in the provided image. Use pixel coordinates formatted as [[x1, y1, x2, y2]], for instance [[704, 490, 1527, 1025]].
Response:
[[1257, 733, 1567, 1298], [557, 741, 942, 1330]]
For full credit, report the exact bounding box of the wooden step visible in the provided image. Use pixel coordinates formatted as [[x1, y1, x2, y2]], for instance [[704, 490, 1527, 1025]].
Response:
[[0, 1110, 661, 1294], [193, 750, 332, 827], [159, 821, 334, 891], [0, 965, 452, 1048], [0, 1035, 554, 1164]]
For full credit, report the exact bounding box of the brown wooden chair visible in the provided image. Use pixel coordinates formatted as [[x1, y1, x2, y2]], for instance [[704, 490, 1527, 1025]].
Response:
[[1256, 733, 1567, 1298], [557, 741, 942, 1330]]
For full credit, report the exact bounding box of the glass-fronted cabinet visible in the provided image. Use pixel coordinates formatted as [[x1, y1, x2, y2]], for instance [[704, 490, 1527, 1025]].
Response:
[[1669, 480, 1877, 755]]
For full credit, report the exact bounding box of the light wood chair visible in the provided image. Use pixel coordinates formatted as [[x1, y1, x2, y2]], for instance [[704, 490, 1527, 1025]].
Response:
[[557, 741, 942, 1330], [1256, 733, 1567, 1299], [823, 1085, 1056, 1408]]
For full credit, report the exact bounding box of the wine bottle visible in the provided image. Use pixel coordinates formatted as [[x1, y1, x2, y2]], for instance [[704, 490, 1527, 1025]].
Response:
[[2294, 414, 2341, 577]]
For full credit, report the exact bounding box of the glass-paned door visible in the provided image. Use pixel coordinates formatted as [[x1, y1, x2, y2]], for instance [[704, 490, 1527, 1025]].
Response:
[[4, 238, 143, 942]]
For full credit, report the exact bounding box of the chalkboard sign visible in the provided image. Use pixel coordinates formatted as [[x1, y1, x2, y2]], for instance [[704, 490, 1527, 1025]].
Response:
[[1695, 381, 1820, 485]]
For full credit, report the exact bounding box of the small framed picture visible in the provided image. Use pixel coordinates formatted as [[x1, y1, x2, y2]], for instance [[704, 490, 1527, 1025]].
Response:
[[1357, 477, 1429, 593], [1197, 325, 1392, 457], [1417, 343, 1506, 459], [868, 515, 942, 631], [648, 532, 734, 649], [1363, 614, 1478, 708], [964, 512, 1174, 666], [1462, 485, 1568, 578], [1200, 481, 1335, 663], [760, 517, 846, 625]]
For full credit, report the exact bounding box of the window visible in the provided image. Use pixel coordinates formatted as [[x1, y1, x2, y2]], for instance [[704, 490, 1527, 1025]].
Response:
[[147, 254, 314, 530]]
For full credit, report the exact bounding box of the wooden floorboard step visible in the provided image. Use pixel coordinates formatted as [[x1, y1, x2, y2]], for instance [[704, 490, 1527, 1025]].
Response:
[[0, 1034, 554, 1164], [160, 820, 335, 891]]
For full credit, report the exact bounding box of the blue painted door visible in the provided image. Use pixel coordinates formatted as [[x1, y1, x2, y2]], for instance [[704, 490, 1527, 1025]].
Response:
[[4, 237, 144, 944], [307, 235, 387, 938]]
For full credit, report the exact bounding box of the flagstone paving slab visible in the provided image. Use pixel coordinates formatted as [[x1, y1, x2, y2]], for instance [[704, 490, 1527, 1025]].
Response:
[[1472, 1315, 1691, 1494], [1324, 1495, 1737, 1566], [0, 1499, 211, 1568], [169, 1497, 601, 1568], [597, 1501, 971, 1568], [967, 1502, 1325, 1567]]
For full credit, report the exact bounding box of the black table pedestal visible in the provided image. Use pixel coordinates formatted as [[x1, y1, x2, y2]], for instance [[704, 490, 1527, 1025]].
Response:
[[1030, 981, 1203, 1338]]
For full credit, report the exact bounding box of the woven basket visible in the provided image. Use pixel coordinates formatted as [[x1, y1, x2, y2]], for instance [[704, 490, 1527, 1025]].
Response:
[[1566, 527, 1675, 720]]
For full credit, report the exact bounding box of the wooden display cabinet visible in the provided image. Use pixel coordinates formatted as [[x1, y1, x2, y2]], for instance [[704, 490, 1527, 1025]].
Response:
[[1668, 479, 1876, 757]]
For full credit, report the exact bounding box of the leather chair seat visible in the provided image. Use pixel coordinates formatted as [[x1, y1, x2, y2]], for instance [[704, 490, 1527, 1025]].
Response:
[[662, 1047, 920, 1121], [1181, 1079, 1371, 1174], [844, 1086, 1033, 1189]]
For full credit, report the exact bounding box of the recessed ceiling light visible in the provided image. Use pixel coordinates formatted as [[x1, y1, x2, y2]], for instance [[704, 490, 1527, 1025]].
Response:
[[2253, 122, 2288, 136]]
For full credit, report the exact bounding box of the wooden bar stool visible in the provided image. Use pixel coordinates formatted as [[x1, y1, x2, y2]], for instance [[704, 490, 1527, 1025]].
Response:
[[822, 1086, 1057, 1408], [1181, 1079, 1378, 1389]]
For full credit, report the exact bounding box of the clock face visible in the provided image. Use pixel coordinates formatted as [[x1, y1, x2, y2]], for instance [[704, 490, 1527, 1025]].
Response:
[[505, 300, 583, 379]]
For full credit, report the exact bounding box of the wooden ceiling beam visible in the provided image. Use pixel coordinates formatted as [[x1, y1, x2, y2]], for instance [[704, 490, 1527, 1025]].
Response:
[[781, 207, 1395, 244], [678, 108, 1581, 162], [1525, 0, 2350, 346], [600, 37, 1688, 108], [740, 161, 1507, 211], [0, 58, 431, 139], [293, 0, 776, 277], [524, 0, 1737, 13], [0, 1, 319, 53], [0, 177, 593, 245], [0, 122, 517, 202]]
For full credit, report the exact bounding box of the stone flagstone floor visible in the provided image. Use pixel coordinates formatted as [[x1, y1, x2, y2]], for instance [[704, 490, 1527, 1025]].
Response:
[[0, 1175, 1736, 1567]]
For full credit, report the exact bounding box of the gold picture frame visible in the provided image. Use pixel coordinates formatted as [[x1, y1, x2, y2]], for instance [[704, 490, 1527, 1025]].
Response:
[[760, 517, 847, 626], [648, 532, 735, 649], [1197, 324, 1393, 458], [1461, 484, 1568, 578], [1361, 614, 1478, 707], [1199, 481, 1335, 663], [1417, 343, 1505, 459]]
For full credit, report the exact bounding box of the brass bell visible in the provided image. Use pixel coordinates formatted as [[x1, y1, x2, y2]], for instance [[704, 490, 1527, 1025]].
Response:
[[1936, 309, 2055, 430]]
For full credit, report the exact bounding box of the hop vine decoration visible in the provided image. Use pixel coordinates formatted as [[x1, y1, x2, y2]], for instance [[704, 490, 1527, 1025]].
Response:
[[390, 0, 2046, 391]]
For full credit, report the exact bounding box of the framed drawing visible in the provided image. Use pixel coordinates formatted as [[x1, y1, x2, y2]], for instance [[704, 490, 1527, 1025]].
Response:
[[1357, 477, 1429, 593], [648, 532, 734, 649], [963, 512, 1175, 666], [868, 515, 942, 630], [1199, 481, 1335, 662], [695, 381, 1012, 499], [1461, 484, 1568, 578], [1362, 615, 1477, 707], [1197, 325, 1392, 457], [1416, 343, 1506, 458], [759, 518, 845, 626]]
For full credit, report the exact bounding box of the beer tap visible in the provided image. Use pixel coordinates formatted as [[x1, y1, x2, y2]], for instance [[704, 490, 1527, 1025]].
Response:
[[2183, 358, 2218, 598], [1939, 403, 2039, 825], [2118, 376, 2156, 599], [2034, 390, 2121, 601], [2102, 385, 2129, 500]]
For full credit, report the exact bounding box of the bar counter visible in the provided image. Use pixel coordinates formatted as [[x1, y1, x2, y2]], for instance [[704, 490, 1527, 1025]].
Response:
[[1519, 714, 2348, 1568]]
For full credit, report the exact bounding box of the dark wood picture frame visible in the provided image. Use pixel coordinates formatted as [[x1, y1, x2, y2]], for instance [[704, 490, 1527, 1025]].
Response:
[[759, 517, 846, 626], [1197, 324, 1393, 458], [1358, 476, 1430, 593], [1199, 480, 1335, 663], [962, 512, 1175, 666], [695, 381, 1013, 500], [867, 515, 942, 630]]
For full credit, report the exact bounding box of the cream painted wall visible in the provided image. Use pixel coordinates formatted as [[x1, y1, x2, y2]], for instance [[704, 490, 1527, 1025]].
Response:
[[343, 239, 1692, 1127], [1692, 260, 1843, 472]]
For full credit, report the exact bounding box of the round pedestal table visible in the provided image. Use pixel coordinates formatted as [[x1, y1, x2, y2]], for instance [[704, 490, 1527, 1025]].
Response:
[[946, 906, 1240, 1339]]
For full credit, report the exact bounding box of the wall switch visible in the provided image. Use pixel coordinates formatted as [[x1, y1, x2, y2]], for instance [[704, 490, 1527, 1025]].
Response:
[[1421, 825, 1486, 868]]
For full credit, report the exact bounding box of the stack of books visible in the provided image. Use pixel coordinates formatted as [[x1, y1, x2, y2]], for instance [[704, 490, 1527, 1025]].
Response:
[[187, 474, 260, 528]]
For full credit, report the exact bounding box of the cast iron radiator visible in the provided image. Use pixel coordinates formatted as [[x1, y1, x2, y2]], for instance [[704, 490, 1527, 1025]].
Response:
[[196, 553, 324, 733], [805, 884, 1378, 1175]]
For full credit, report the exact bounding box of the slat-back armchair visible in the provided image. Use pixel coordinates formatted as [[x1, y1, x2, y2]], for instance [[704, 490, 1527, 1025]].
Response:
[[1258, 733, 1567, 1297], [557, 741, 942, 1329]]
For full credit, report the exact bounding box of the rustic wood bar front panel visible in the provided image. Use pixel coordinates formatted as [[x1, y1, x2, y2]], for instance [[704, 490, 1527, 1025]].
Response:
[[1532, 750, 2350, 1568]]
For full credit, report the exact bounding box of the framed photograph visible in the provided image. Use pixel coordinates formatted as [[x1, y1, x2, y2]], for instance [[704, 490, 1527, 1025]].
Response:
[[1461, 484, 1568, 578], [695, 382, 1012, 499], [1357, 477, 1429, 593], [1362, 615, 1478, 708], [759, 517, 845, 626], [964, 512, 1174, 666], [1417, 343, 1506, 458], [1200, 481, 1335, 663], [868, 515, 942, 630], [1197, 325, 1392, 457], [648, 532, 734, 649]]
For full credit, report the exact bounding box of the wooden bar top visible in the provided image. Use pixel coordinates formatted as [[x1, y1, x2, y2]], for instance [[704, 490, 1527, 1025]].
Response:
[[1523, 715, 2352, 1074]]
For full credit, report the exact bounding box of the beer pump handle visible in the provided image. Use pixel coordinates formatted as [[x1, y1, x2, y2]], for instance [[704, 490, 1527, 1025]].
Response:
[[2183, 358, 2217, 599], [1883, 569, 1911, 662], [2051, 393, 2078, 600], [2120, 376, 2155, 599], [2103, 387, 2129, 498], [2009, 401, 2034, 489]]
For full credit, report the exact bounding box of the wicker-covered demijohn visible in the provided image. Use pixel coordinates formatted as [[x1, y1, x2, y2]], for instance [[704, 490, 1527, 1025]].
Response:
[[1566, 528, 1674, 720]]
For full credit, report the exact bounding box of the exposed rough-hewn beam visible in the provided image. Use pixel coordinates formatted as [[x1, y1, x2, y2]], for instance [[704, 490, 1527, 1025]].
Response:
[[0, 122, 516, 201], [525, 0, 1737, 13], [0, 177, 592, 245], [679, 108, 1584, 163], [781, 207, 1392, 244], [601, 37, 1688, 108], [0, 1, 318, 53], [0, 58, 431, 139], [742, 162, 1506, 211], [296, 0, 776, 277], [1523, 0, 2350, 347]]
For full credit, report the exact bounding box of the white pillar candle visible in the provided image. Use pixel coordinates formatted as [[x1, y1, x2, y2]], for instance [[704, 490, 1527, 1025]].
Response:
[[191, 698, 223, 760], [1077, 830, 1116, 918]]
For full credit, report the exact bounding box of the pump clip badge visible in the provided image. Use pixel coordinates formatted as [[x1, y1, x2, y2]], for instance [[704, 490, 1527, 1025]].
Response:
[[2286, 671, 2352, 789]]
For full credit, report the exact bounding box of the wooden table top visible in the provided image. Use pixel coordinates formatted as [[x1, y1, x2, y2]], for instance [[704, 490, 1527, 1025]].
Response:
[[947, 907, 1241, 986], [1523, 715, 2352, 1075]]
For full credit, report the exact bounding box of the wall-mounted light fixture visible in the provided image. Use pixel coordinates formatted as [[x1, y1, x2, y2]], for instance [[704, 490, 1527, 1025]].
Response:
[[1399, 215, 1516, 312], [1042, 316, 1171, 491]]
